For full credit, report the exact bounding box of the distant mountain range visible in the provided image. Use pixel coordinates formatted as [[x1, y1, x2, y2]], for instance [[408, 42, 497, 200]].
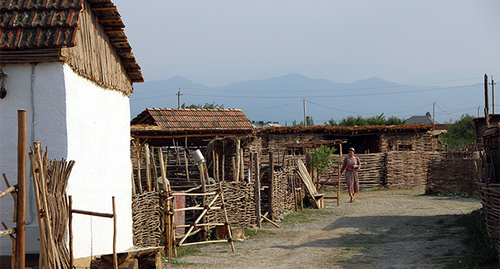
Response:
[[130, 74, 484, 125]]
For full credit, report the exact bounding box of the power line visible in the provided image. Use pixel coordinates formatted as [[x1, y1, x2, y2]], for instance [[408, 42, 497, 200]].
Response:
[[244, 100, 302, 112], [179, 84, 477, 99]]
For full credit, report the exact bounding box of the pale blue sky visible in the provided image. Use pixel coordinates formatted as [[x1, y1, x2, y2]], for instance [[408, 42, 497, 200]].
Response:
[[117, 0, 499, 87]]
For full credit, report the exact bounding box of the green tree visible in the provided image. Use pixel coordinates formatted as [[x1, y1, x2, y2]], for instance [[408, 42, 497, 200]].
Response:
[[299, 116, 314, 126], [440, 114, 477, 149], [326, 114, 405, 126], [181, 103, 224, 109], [309, 146, 337, 176]]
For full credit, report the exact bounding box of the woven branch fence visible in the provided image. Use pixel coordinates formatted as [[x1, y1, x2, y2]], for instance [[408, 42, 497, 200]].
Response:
[[132, 191, 161, 248], [426, 158, 479, 195], [477, 182, 500, 257], [270, 166, 297, 216], [206, 181, 256, 227]]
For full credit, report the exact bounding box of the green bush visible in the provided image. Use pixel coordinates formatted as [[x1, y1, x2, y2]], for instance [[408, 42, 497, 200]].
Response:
[[309, 146, 337, 175]]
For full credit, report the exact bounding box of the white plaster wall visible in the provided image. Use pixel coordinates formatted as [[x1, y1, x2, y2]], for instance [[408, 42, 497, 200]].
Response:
[[64, 64, 133, 258], [0, 62, 68, 255], [0, 62, 133, 258]]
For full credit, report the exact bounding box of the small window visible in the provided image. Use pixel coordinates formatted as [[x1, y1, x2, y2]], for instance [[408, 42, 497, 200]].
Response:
[[398, 144, 412, 151]]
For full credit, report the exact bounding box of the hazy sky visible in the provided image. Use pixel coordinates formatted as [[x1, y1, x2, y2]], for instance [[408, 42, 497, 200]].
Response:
[[117, 0, 500, 87]]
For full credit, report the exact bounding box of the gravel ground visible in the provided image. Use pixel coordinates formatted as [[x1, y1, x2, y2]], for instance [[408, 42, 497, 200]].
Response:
[[165, 187, 481, 269]]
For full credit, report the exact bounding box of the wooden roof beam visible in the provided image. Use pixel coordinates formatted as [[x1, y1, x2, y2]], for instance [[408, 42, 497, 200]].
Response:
[[91, 7, 117, 11]]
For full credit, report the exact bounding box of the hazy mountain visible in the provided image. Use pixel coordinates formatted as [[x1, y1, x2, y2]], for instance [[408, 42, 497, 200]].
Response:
[[130, 74, 484, 125], [216, 73, 347, 92]]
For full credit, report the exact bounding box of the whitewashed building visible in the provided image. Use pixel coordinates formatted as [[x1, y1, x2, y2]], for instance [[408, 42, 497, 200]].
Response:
[[0, 0, 143, 259]]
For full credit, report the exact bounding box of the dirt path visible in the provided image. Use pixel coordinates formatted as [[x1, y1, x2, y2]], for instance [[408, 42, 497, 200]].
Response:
[[166, 188, 481, 268]]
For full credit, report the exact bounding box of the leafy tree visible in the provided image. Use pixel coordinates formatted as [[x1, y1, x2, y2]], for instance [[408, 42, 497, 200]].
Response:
[[309, 146, 337, 175], [440, 114, 477, 149], [181, 103, 224, 109], [299, 116, 314, 126], [386, 116, 405, 125], [326, 114, 405, 126]]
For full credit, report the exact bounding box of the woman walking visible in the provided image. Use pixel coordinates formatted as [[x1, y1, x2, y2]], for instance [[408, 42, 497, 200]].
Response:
[[340, 148, 361, 203]]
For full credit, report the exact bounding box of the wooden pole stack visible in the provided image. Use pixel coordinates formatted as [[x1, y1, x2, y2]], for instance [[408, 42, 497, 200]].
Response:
[[29, 140, 75, 269]]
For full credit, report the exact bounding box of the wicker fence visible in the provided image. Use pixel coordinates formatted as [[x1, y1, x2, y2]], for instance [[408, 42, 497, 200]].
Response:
[[132, 191, 161, 247], [271, 165, 298, 216], [477, 183, 500, 257], [426, 158, 479, 195], [206, 181, 256, 227]]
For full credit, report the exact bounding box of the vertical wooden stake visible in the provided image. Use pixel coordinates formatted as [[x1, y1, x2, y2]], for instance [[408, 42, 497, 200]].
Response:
[[212, 151, 216, 181], [253, 153, 261, 228], [337, 163, 341, 206], [158, 148, 168, 190], [198, 163, 208, 241], [135, 139, 143, 194], [249, 153, 254, 183], [112, 196, 118, 269], [215, 152, 219, 182], [235, 139, 240, 182], [269, 151, 274, 221], [232, 157, 236, 181], [16, 109, 26, 269], [151, 147, 159, 191], [69, 196, 74, 269], [240, 148, 244, 182], [485, 74, 490, 125], [184, 150, 190, 180], [222, 155, 225, 182], [130, 159, 136, 196], [145, 144, 152, 191]]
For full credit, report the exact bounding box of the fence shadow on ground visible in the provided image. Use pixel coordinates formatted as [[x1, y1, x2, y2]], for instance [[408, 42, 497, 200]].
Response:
[[271, 214, 462, 249], [271, 214, 468, 266]]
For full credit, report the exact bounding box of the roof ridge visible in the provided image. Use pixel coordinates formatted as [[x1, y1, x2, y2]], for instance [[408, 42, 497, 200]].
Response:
[[147, 108, 242, 111]]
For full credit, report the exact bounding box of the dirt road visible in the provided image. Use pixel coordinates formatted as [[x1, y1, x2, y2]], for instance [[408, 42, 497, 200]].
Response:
[[167, 188, 481, 268]]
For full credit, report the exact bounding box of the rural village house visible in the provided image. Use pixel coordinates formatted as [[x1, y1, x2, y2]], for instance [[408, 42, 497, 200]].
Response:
[[130, 108, 254, 190], [0, 0, 143, 260]]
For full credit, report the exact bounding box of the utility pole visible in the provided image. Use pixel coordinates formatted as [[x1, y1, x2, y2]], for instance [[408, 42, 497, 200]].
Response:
[[177, 88, 182, 108], [491, 77, 496, 114], [433, 102, 436, 124], [478, 106, 481, 118], [303, 99, 307, 126], [485, 74, 490, 125]]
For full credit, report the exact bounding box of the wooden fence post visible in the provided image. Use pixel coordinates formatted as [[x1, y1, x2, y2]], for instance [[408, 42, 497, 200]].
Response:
[[269, 151, 274, 221], [254, 153, 261, 228], [16, 109, 26, 269]]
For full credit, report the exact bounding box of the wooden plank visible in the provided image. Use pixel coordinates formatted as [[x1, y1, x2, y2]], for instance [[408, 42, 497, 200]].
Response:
[[295, 159, 320, 208]]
